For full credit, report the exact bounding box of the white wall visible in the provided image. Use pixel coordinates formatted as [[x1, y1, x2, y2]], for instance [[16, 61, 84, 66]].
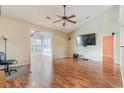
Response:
[[0, 16, 68, 66], [119, 5, 124, 86], [120, 40, 124, 86], [69, 6, 120, 62]]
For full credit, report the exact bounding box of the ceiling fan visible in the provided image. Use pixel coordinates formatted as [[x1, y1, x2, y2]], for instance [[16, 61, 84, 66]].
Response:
[[47, 5, 77, 26]]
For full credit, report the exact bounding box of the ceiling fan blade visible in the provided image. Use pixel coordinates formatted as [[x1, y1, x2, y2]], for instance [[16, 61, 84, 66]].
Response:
[[56, 15, 62, 19], [53, 19, 63, 23], [67, 15, 76, 19], [66, 19, 77, 24], [63, 22, 66, 26], [46, 17, 52, 19]]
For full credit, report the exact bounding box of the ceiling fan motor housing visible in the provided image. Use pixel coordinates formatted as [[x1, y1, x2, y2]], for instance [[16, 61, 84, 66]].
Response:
[[63, 16, 67, 19]]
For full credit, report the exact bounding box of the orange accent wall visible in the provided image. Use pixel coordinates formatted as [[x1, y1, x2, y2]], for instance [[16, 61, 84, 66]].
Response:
[[103, 36, 114, 57]]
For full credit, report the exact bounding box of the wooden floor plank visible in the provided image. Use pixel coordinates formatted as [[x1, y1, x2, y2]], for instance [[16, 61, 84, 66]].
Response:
[[0, 70, 6, 88]]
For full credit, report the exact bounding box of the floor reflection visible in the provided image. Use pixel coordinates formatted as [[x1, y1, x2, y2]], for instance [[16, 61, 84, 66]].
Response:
[[26, 55, 53, 87]]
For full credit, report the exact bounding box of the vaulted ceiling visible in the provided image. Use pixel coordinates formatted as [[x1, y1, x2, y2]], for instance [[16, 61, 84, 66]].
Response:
[[1, 5, 113, 33]]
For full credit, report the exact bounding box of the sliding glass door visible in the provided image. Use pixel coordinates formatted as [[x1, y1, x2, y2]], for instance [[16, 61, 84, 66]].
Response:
[[31, 31, 52, 56]]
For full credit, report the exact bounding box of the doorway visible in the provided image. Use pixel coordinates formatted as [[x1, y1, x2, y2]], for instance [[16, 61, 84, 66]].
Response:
[[30, 31, 53, 71], [29, 31, 53, 87], [103, 36, 114, 64]]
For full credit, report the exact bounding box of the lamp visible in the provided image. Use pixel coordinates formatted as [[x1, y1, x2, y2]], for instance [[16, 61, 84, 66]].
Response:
[[2, 36, 8, 60]]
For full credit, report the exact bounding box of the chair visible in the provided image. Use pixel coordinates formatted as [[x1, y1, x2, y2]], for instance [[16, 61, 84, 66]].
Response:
[[0, 52, 17, 75]]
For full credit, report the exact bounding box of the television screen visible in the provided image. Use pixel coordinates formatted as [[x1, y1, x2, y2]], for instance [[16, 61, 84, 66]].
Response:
[[85, 33, 96, 45], [76, 35, 83, 45], [76, 33, 96, 46]]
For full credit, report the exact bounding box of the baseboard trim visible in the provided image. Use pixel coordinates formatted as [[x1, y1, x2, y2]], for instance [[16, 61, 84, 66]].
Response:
[[55, 56, 72, 59], [12, 63, 30, 67]]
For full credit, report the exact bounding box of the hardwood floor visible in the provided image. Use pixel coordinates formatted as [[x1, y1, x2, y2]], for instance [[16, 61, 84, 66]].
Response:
[[4, 56, 123, 88], [0, 70, 5, 88]]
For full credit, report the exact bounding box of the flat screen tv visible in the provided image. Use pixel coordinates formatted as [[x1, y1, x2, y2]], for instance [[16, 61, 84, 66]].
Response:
[[76, 33, 96, 46]]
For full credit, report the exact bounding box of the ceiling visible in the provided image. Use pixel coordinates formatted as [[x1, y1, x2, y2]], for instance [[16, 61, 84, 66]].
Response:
[[1, 5, 113, 33]]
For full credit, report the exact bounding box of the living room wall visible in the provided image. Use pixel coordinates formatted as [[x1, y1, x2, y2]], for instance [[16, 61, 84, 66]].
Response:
[[120, 5, 124, 86], [69, 6, 120, 63], [0, 16, 68, 66]]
